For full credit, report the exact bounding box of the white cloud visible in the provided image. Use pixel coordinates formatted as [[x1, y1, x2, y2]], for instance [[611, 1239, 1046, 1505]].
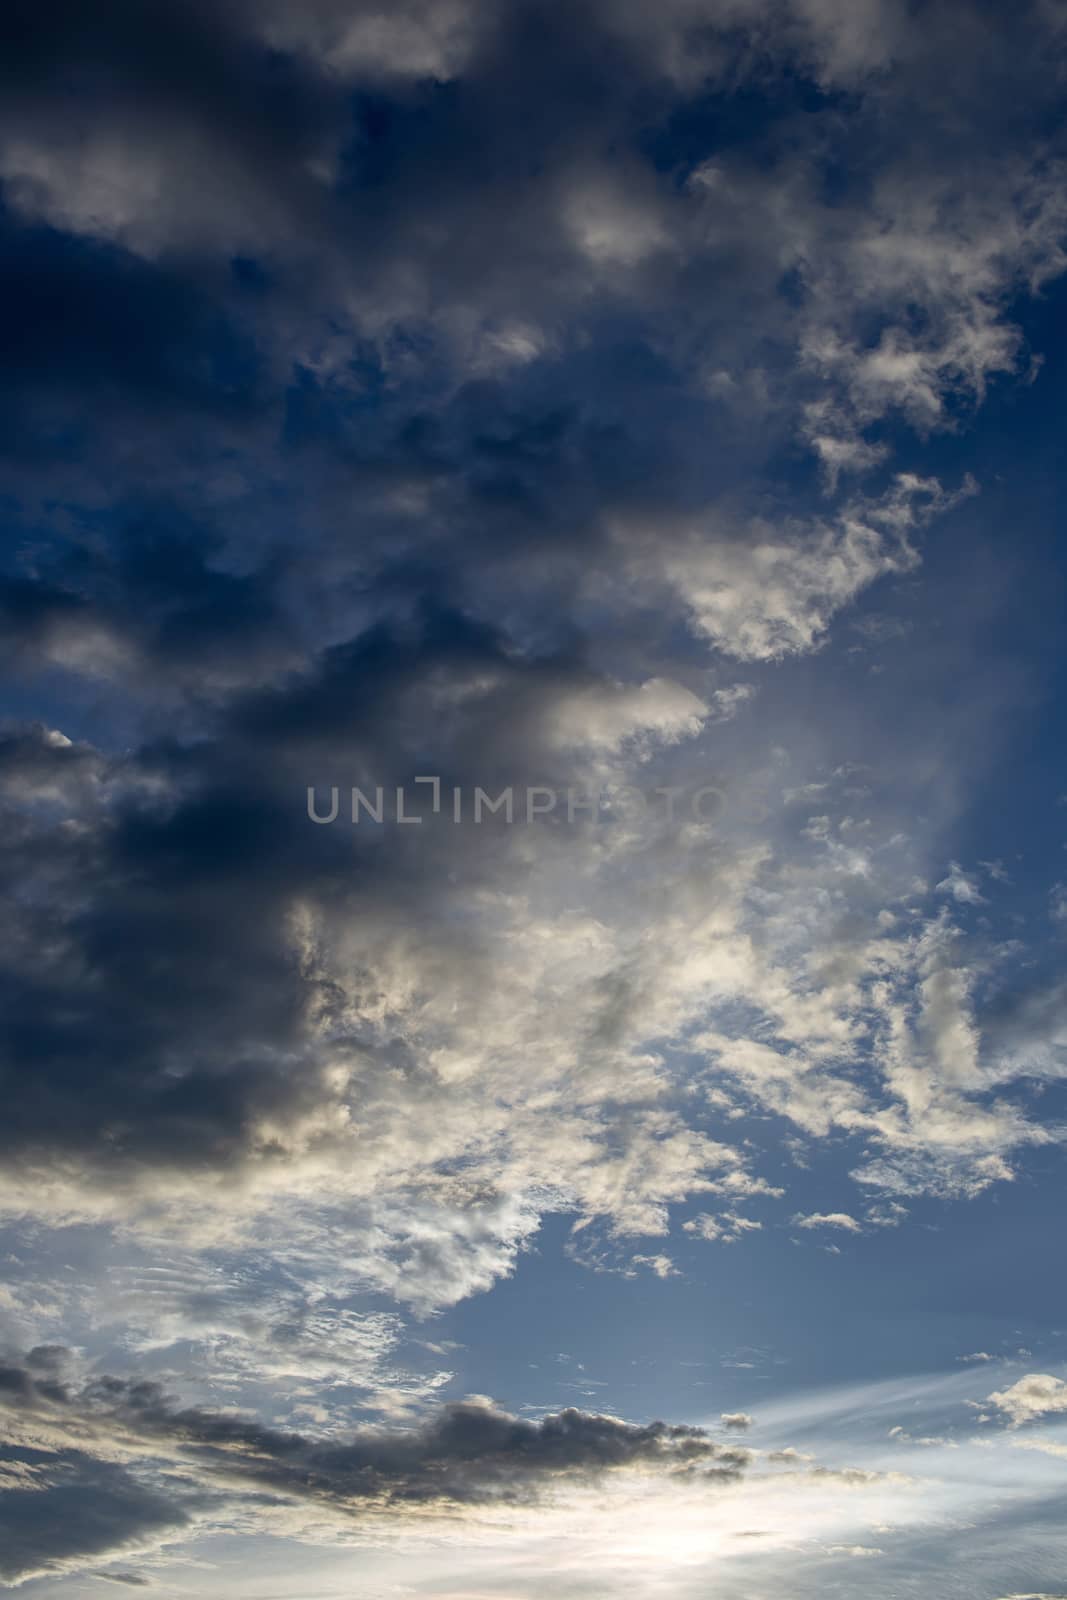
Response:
[[935, 861, 986, 905], [684, 1212, 763, 1244], [988, 1375, 1067, 1427], [792, 1212, 863, 1233]]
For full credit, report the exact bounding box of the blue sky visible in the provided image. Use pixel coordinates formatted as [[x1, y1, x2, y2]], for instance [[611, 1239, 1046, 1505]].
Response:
[[3, 1, 1067, 1595]]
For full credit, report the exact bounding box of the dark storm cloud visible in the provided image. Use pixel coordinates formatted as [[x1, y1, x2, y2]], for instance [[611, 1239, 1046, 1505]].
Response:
[[0, 514, 294, 702], [0, 1447, 189, 1587], [0, 0, 628, 332], [0, 211, 262, 416], [1, 0, 1059, 674], [0, 1355, 749, 1521], [0, 0, 340, 202], [0, 712, 321, 1170], [0, 1352, 755, 1584], [0, 0, 1061, 1225], [111, 1389, 750, 1505], [0, 596, 703, 1185], [0, 0, 657, 292]]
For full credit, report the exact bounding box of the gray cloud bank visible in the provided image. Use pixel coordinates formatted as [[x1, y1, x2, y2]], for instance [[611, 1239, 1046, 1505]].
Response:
[[0, 1353, 749, 1584]]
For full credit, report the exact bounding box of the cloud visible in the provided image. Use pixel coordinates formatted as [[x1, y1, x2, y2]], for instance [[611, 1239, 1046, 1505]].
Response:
[[631, 1253, 679, 1279], [0, 1448, 189, 1589], [791, 1212, 863, 1233], [988, 1375, 1067, 1427], [0, 1356, 755, 1580], [684, 1213, 763, 1244], [936, 861, 986, 905], [4, 1356, 975, 1592]]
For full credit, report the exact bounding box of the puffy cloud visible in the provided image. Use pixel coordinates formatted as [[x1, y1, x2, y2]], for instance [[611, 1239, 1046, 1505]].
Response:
[[988, 1375, 1067, 1427], [685, 1213, 764, 1244], [791, 1212, 863, 1233], [544, 675, 709, 752], [936, 861, 986, 905]]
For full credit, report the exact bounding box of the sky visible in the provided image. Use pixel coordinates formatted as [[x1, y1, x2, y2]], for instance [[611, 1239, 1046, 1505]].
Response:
[[3, 0, 1067, 1595]]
